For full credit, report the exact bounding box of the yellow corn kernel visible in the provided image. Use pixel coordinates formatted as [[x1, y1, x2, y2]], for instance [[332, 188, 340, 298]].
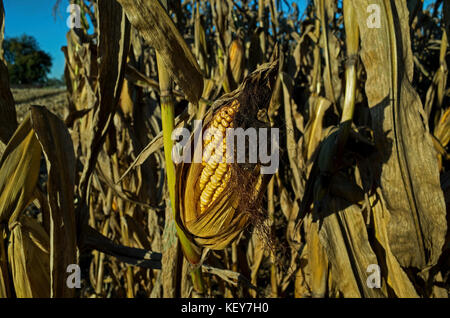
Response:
[[211, 169, 231, 203], [220, 119, 230, 128]]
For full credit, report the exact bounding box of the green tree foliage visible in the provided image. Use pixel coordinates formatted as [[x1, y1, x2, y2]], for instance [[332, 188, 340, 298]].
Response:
[[3, 34, 52, 85]]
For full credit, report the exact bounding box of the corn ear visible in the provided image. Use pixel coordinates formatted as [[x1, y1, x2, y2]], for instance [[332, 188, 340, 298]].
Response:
[[176, 61, 278, 254]]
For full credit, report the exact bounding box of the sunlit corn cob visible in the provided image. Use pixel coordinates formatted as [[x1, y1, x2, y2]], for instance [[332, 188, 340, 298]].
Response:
[[176, 61, 278, 254], [199, 100, 240, 213]]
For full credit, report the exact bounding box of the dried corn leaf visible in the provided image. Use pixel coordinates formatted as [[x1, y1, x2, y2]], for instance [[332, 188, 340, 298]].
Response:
[[0, 226, 10, 297], [371, 191, 419, 297], [118, 108, 192, 183], [435, 107, 450, 148], [78, 0, 130, 200], [352, 0, 446, 269], [0, 115, 41, 226], [8, 216, 50, 298], [281, 72, 302, 198], [229, 39, 245, 85], [202, 264, 256, 290], [294, 268, 311, 298], [30, 106, 77, 298], [424, 32, 447, 118], [0, 0, 17, 148], [315, 0, 338, 105], [319, 199, 385, 298], [195, 3, 208, 74], [247, 230, 265, 294], [303, 96, 332, 162], [444, 0, 450, 39], [62, 30, 98, 113], [307, 221, 328, 297], [116, 0, 204, 104], [180, 258, 193, 298]]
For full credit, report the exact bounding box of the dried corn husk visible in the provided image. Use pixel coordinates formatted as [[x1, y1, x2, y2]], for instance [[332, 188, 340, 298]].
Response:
[[176, 61, 278, 252]]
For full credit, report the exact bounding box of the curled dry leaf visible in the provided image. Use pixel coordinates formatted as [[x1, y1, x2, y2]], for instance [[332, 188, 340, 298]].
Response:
[[30, 106, 78, 298], [116, 0, 204, 105]]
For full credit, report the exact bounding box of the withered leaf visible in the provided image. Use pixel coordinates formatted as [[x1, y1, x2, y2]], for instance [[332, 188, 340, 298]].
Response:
[[78, 0, 131, 201], [31, 106, 77, 298], [0, 0, 17, 149], [352, 0, 446, 269], [116, 0, 204, 104]]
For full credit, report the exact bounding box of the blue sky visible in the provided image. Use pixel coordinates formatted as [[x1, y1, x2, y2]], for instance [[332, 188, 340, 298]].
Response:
[[1, 0, 306, 78], [3, 0, 70, 78]]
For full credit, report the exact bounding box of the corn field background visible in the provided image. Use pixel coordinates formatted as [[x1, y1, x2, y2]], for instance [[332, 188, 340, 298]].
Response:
[[0, 0, 449, 298]]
